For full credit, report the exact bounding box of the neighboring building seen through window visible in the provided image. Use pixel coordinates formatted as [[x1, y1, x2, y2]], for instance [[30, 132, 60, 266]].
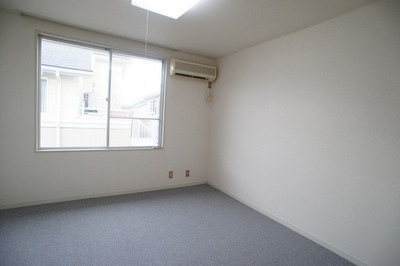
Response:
[[40, 78, 48, 113], [38, 36, 165, 150]]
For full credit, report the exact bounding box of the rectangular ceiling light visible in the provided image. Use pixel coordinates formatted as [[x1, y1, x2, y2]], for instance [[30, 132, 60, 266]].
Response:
[[131, 0, 201, 19]]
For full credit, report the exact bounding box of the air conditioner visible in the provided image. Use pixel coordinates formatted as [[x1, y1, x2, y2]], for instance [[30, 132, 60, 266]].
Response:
[[170, 58, 217, 81]]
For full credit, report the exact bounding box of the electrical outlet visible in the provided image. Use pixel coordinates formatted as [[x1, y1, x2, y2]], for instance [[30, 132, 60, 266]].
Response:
[[185, 170, 190, 177], [169, 171, 173, 179]]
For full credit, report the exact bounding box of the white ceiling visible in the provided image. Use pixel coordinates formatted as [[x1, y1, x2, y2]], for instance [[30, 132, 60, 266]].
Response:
[[0, 0, 378, 59]]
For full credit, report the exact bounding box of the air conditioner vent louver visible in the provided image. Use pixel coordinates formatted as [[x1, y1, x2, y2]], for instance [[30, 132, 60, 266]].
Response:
[[170, 58, 217, 81], [175, 73, 208, 80]]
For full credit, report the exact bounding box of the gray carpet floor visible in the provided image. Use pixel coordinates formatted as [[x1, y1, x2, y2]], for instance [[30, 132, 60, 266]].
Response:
[[0, 184, 353, 266]]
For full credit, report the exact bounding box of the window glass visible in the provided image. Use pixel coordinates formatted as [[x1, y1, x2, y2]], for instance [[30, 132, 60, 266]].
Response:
[[109, 53, 163, 147], [38, 36, 165, 150]]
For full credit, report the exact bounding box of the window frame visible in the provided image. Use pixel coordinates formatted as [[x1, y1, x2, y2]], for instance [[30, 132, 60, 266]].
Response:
[[36, 34, 166, 151]]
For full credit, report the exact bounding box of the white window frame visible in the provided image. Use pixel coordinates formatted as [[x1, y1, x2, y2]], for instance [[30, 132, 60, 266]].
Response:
[[36, 34, 166, 151]]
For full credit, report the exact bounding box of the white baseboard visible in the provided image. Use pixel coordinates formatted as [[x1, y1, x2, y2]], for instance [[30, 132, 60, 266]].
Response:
[[0, 181, 207, 210], [207, 181, 367, 266]]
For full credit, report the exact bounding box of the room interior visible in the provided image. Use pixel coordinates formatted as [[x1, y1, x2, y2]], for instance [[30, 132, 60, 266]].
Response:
[[0, 0, 399, 265]]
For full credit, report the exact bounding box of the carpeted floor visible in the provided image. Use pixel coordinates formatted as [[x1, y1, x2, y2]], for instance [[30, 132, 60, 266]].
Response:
[[0, 184, 353, 266]]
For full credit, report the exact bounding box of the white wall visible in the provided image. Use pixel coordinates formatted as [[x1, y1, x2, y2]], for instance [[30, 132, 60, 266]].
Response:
[[208, 0, 400, 265], [0, 11, 214, 208]]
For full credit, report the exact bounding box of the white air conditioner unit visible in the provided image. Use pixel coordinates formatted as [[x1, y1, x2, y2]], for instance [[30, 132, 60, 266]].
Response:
[[170, 58, 217, 81]]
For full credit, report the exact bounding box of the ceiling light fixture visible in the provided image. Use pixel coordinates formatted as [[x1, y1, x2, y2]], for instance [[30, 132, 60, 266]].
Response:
[[131, 0, 201, 19]]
